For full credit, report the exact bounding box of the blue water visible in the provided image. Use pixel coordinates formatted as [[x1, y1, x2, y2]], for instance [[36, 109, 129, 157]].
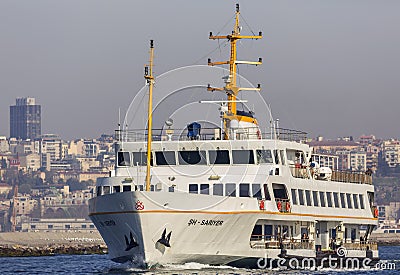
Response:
[[0, 246, 399, 274]]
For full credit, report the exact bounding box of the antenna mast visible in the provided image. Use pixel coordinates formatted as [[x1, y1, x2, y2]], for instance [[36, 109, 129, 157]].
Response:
[[144, 40, 154, 192], [208, 3, 262, 140]]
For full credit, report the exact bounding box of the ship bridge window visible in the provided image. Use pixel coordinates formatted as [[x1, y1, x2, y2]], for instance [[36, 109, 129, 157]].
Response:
[[291, 189, 298, 204], [178, 151, 206, 165], [319, 192, 326, 207], [353, 194, 359, 209], [117, 152, 131, 166], [96, 187, 101, 196], [232, 150, 255, 164], [367, 192, 374, 208], [239, 183, 250, 197], [298, 189, 305, 205], [200, 184, 209, 195], [333, 192, 340, 208], [113, 186, 121, 193], [340, 193, 346, 208], [213, 183, 223, 196], [189, 184, 198, 194], [132, 152, 151, 166], [209, 150, 230, 164], [286, 149, 305, 166], [155, 151, 176, 165], [346, 193, 353, 209], [225, 183, 236, 197], [252, 184, 262, 199], [122, 185, 131, 192], [256, 150, 273, 164], [359, 194, 365, 209], [103, 186, 110, 195], [305, 190, 312, 206], [263, 184, 271, 200], [272, 183, 288, 200], [326, 192, 333, 207], [312, 191, 319, 206]]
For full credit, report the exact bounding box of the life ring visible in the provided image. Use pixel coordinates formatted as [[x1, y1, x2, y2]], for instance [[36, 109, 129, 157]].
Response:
[[277, 201, 282, 211], [257, 130, 261, 140], [286, 202, 291, 212], [259, 200, 264, 210], [374, 207, 378, 218]]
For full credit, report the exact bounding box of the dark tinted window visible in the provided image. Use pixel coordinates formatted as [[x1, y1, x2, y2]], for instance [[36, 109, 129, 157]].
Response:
[[256, 150, 273, 164], [347, 193, 353, 209], [132, 152, 149, 166], [113, 186, 120, 193], [232, 150, 255, 164], [239, 183, 250, 197], [298, 189, 305, 205], [264, 184, 271, 200], [312, 191, 319, 206], [178, 151, 206, 165], [213, 184, 223, 196], [319, 192, 326, 207], [200, 184, 209, 195], [118, 152, 131, 166], [359, 194, 365, 209], [226, 183, 236, 197], [252, 184, 262, 199], [305, 190, 312, 206], [209, 150, 230, 164], [326, 192, 333, 207], [189, 184, 198, 194], [155, 151, 176, 165], [340, 193, 346, 208], [291, 189, 298, 204], [122, 185, 131, 192], [333, 192, 340, 208]]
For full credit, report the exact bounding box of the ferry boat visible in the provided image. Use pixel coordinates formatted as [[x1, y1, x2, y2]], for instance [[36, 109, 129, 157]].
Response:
[[89, 4, 379, 269]]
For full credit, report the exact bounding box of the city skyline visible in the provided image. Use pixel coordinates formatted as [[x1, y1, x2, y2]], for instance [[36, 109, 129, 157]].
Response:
[[1, 1, 399, 140]]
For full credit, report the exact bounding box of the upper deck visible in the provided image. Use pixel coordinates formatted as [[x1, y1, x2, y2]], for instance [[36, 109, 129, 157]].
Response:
[[115, 127, 308, 143]]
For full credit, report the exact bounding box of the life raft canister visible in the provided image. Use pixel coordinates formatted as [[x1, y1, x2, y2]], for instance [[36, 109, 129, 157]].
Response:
[[286, 201, 291, 212], [259, 200, 265, 210], [374, 207, 379, 218], [277, 201, 282, 211]]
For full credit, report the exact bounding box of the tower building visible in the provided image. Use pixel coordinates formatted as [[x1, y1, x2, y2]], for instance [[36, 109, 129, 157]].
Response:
[[10, 97, 41, 140]]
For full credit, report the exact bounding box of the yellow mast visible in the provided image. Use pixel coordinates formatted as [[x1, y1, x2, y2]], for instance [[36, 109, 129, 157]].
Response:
[[144, 40, 154, 191], [208, 3, 262, 140]]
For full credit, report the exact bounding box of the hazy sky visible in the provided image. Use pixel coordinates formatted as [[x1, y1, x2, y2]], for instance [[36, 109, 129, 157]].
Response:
[[1, 0, 399, 140]]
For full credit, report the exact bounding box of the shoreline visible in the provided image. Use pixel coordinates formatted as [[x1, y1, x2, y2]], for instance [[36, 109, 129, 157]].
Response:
[[0, 231, 107, 257]]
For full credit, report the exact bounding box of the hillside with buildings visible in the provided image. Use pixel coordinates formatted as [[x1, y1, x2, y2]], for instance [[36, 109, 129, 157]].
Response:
[[1, 97, 400, 232]]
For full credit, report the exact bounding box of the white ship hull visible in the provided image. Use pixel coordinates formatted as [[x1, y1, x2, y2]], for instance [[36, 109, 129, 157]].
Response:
[[89, 190, 378, 267]]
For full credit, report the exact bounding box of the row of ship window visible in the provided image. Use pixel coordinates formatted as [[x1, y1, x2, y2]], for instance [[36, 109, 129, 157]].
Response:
[[117, 149, 294, 166], [291, 189, 365, 209], [97, 183, 367, 211]]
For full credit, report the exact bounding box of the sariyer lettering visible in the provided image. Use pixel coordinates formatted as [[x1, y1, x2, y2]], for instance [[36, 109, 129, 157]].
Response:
[[188, 219, 224, 226]]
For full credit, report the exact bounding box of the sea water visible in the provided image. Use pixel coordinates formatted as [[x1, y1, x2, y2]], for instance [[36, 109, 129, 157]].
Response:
[[0, 245, 399, 274]]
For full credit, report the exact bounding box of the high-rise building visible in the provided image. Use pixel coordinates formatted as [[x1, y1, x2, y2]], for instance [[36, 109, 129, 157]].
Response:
[[10, 97, 41, 140]]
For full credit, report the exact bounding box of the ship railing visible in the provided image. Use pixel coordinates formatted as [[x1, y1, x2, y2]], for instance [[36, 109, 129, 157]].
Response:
[[275, 198, 291, 213], [341, 241, 378, 251], [115, 127, 307, 142], [289, 165, 372, 185], [331, 170, 372, 185], [250, 235, 314, 250]]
